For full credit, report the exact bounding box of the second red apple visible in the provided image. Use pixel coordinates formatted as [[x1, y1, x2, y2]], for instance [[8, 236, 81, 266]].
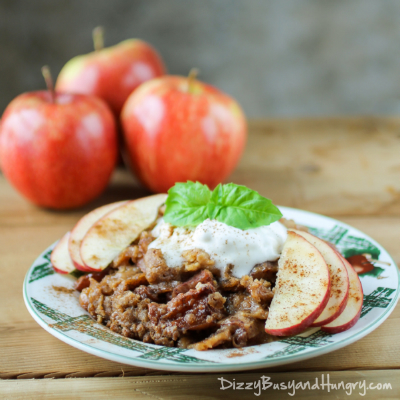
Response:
[[121, 75, 247, 193], [56, 36, 166, 116]]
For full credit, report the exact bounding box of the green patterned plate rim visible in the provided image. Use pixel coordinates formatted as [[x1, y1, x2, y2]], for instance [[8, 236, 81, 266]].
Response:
[[23, 206, 400, 372]]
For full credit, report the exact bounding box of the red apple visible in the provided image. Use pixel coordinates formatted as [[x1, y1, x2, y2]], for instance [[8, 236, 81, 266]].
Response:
[[120, 74, 247, 193], [0, 74, 118, 209], [56, 29, 166, 116]]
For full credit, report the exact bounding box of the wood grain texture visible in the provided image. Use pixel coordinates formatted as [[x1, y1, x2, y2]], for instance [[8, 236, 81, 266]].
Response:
[[2, 117, 400, 225], [0, 118, 399, 385], [233, 118, 400, 216], [1, 371, 399, 399]]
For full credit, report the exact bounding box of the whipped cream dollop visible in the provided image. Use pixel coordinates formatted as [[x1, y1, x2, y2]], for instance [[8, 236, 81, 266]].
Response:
[[149, 218, 287, 278]]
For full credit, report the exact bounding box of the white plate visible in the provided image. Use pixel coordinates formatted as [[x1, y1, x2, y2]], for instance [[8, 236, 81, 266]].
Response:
[[23, 206, 400, 372]]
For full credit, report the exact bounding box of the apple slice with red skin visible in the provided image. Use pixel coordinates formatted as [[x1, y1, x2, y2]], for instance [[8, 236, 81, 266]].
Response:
[[292, 229, 349, 327], [265, 231, 330, 336], [321, 256, 363, 334], [80, 194, 167, 271], [69, 200, 128, 271], [51, 232, 76, 274]]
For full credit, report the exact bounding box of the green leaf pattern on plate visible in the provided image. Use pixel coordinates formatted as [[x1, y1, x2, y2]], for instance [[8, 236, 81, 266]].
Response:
[[29, 249, 54, 283]]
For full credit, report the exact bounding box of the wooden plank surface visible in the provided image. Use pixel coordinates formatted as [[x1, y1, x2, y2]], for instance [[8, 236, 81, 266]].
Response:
[[0, 118, 399, 388], [237, 118, 400, 216], [1, 371, 399, 399]]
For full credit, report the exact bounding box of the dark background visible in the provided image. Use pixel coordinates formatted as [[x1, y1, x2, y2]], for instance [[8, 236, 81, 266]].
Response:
[[2, 0, 400, 117]]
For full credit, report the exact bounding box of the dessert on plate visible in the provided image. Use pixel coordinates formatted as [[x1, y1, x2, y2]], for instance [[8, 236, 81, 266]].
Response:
[[52, 182, 363, 350]]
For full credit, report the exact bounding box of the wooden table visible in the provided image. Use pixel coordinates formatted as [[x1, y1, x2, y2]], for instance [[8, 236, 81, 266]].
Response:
[[1, 118, 399, 399]]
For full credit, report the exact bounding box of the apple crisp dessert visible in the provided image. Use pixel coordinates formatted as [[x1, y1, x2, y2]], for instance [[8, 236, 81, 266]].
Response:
[[74, 224, 281, 350], [53, 182, 362, 351]]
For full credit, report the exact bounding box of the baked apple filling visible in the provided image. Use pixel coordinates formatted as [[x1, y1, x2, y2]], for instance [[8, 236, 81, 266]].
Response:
[[75, 218, 287, 349]]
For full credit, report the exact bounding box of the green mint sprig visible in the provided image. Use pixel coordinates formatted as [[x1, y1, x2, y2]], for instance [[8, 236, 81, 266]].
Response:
[[163, 182, 282, 230]]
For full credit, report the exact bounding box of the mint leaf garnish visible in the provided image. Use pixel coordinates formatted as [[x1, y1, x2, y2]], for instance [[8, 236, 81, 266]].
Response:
[[164, 182, 212, 226], [209, 183, 282, 230], [164, 182, 282, 230]]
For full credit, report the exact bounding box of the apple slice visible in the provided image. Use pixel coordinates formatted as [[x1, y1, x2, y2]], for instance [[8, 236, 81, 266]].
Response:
[[69, 201, 128, 271], [51, 232, 76, 274], [321, 256, 363, 333], [265, 231, 330, 336], [80, 194, 167, 271], [292, 229, 349, 326]]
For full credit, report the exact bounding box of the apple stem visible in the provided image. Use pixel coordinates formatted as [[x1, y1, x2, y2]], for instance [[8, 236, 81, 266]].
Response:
[[41, 66, 55, 104], [187, 68, 199, 93], [93, 26, 104, 51]]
